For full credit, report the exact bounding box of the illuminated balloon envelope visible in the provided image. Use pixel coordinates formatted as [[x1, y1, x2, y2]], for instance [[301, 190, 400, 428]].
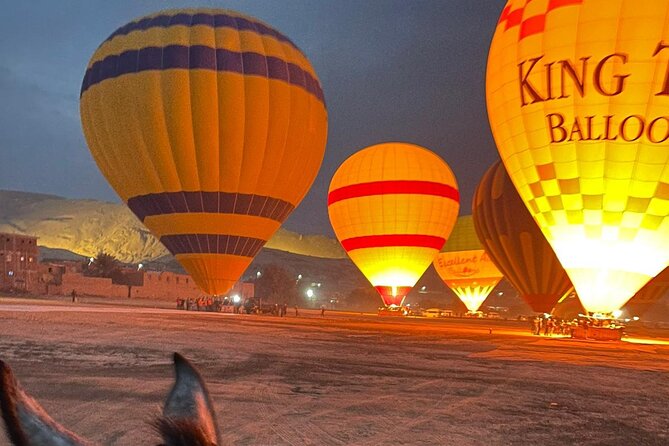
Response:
[[433, 250, 503, 313], [80, 9, 328, 295], [328, 143, 460, 307], [487, 1, 669, 314], [623, 267, 669, 318], [472, 161, 573, 313]]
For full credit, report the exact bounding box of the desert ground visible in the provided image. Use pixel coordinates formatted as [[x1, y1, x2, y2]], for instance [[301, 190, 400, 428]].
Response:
[[0, 297, 668, 446]]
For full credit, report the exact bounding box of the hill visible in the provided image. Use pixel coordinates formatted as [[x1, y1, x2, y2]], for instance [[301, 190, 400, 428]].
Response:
[[0, 190, 345, 263]]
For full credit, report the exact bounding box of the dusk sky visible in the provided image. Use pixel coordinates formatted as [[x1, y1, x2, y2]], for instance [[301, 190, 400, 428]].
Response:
[[0, 0, 505, 236]]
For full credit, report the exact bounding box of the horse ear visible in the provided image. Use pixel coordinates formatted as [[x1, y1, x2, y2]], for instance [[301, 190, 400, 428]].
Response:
[[154, 353, 219, 446], [0, 359, 92, 446]]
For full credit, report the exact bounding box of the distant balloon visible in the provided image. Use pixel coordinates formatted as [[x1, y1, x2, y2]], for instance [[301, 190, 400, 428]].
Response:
[[623, 267, 669, 318], [433, 250, 503, 313], [328, 143, 459, 307], [80, 9, 328, 295], [472, 161, 572, 314], [487, 1, 669, 314]]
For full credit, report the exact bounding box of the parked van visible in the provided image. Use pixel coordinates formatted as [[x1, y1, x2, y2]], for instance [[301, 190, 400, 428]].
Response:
[[423, 308, 442, 318]]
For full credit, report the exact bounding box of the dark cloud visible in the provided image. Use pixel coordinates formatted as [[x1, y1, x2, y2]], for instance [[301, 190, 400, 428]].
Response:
[[0, 0, 506, 235]]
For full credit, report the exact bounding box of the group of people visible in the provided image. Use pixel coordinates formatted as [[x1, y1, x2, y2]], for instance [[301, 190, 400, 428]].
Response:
[[530, 316, 574, 336], [176, 296, 233, 312], [531, 315, 625, 337], [176, 297, 303, 316]]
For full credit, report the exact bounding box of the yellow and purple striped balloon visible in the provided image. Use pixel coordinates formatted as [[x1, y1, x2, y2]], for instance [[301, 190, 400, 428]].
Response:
[[80, 9, 328, 295]]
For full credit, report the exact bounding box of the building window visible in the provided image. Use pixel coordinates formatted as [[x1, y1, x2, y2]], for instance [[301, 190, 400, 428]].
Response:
[[186, 278, 189, 284], [176, 277, 180, 284]]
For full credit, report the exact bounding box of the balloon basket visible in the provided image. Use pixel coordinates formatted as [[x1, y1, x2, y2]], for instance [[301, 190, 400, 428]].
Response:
[[571, 326, 624, 341]]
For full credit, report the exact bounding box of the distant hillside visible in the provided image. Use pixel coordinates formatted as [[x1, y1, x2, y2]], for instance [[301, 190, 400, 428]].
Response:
[[0, 190, 345, 262], [8, 188, 541, 308]]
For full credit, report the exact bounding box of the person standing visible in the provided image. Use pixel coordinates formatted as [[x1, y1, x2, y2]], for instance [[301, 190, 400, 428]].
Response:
[[320, 304, 326, 317], [71, 289, 77, 303], [294, 305, 299, 316]]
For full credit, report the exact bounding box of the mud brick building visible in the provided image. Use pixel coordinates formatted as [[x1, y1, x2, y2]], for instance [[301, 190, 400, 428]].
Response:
[[0, 233, 39, 291], [0, 232, 254, 300]]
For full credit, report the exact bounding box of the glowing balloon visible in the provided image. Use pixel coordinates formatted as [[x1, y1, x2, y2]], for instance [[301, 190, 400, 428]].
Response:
[[433, 250, 503, 313], [81, 9, 327, 295], [487, 1, 669, 314], [328, 143, 459, 306], [472, 161, 573, 313]]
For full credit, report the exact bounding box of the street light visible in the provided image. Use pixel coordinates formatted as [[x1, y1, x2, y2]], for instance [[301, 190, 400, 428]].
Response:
[[138, 263, 144, 270], [306, 289, 314, 299]]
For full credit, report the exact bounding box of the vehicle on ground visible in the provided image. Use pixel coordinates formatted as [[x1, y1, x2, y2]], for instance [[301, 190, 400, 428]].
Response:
[[464, 311, 485, 318], [378, 306, 409, 317], [423, 308, 442, 318]]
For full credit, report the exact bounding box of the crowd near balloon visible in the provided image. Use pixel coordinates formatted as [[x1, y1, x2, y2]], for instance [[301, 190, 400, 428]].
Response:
[[78, 1, 669, 326]]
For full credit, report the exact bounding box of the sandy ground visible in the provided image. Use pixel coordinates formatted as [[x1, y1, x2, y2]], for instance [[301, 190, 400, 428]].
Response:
[[0, 297, 668, 445]]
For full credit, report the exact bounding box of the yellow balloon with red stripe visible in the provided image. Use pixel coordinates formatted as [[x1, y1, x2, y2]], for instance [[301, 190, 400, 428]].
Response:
[[328, 143, 459, 307], [80, 9, 327, 295], [487, 0, 669, 314]]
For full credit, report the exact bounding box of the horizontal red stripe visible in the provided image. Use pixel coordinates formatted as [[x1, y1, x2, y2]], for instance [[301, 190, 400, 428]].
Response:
[[328, 180, 459, 206], [504, 8, 524, 30], [519, 15, 545, 40], [498, 5, 511, 25], [548, 0, 582, 10], [341, 234, 446, 251]]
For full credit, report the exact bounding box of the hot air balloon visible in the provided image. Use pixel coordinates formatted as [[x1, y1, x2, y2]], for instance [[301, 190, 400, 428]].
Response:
[[486, 1, 669, 314], [472, 161, 573, 314], [80, 9, 327, 295], [623, 267, 669, 318], [328, 143, 459, 307], [433, 250, 503, 313]]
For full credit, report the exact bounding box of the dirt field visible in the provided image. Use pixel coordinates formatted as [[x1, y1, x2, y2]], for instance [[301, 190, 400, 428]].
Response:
[[1, 297, 668, 445]]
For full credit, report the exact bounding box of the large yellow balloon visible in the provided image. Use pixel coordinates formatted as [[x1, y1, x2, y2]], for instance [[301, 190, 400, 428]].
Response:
[[433, 250, 503, 313], [328, 143, 459, 307], [487, 0, 669, 314], [80, 9, 327, 295]]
